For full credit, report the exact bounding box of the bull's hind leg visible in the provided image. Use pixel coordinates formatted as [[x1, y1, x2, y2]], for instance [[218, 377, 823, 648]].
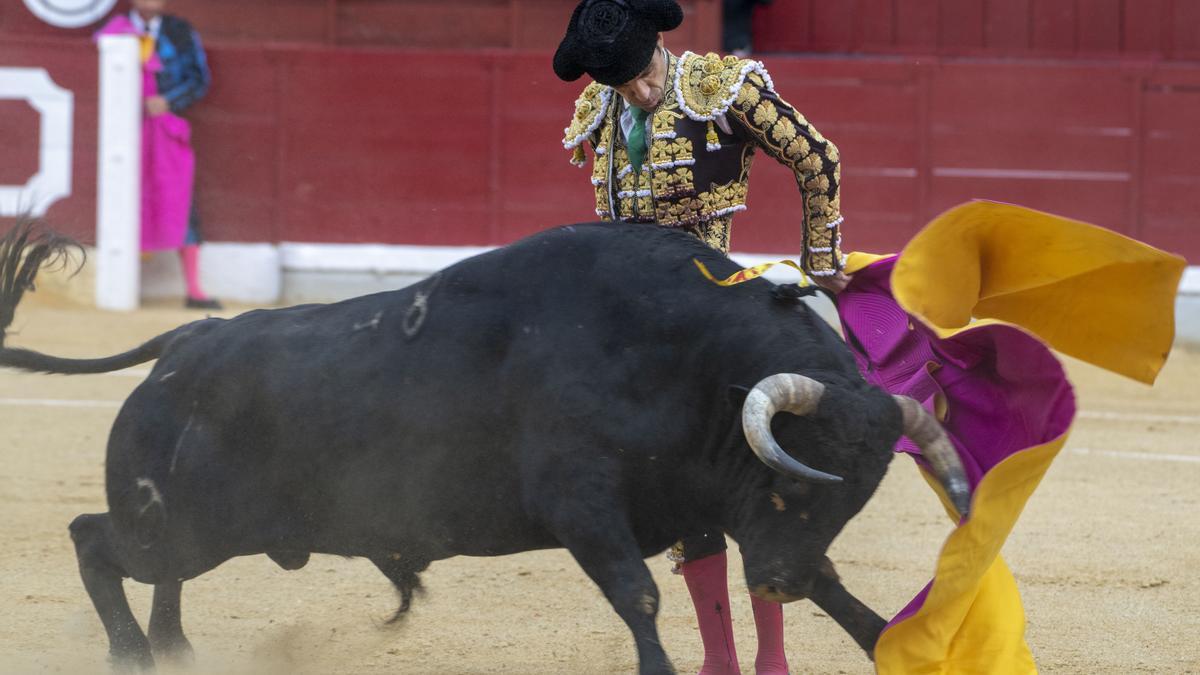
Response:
[[147, 580, 194, 664], [69, 513, 154, 670]]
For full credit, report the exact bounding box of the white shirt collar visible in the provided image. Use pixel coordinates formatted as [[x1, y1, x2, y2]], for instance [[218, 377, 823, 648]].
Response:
[[129, 11, 162, 38]]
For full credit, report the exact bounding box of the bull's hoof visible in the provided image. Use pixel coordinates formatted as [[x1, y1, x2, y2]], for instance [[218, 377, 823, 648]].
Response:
[[151, 636, 194, 667], [108, 644, 155, 673], [637, 656, 675, 675]]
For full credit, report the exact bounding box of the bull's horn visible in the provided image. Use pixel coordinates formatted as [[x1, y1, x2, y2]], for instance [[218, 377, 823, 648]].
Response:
[[893, 396, 971, 518], [741, 374, 843, 483]]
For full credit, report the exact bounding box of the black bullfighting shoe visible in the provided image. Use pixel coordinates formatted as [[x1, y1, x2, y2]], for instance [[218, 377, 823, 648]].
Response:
[[185, 296, 223, 310]]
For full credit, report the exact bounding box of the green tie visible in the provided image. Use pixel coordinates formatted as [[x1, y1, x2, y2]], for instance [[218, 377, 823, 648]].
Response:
[[627, 106, 649, 174]]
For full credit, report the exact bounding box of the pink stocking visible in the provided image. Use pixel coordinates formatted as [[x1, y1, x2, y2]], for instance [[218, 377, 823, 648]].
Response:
[[750, 595, 788, 675], [681, 552, 741, 675], [180, 245, 206, 300]]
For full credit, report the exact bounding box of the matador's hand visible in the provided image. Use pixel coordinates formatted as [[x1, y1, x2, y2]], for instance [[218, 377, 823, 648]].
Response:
[[145, 96, 169, 116], [812, 271, 852, 294]]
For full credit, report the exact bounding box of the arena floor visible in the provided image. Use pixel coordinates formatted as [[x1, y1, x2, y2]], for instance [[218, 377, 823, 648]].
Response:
[[1, 297, 1197, 674]]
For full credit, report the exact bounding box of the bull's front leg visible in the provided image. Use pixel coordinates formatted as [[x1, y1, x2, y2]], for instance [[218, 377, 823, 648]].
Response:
[[526, 467, 674, 674], [807, 557, 887, 658], [147, 580, 194, 664], [551, 516, 674, 674]]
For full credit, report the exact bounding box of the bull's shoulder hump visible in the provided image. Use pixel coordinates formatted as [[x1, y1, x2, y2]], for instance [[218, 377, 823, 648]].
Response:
[[563, 82, 614, 150], [673, 51, 772, 122]]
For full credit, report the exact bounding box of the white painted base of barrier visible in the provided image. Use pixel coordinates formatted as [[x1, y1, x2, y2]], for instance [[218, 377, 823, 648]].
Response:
[[150, 242, 827, 304], [140, 243, 281, 305]]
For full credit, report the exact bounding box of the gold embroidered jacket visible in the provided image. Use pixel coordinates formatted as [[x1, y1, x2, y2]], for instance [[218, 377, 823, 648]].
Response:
[[562, 50, 844, 275]]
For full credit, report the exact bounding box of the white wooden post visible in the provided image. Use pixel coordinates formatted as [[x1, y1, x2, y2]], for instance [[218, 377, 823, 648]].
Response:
[[95, 34, 141, 311], [0, 68, 73, 217]]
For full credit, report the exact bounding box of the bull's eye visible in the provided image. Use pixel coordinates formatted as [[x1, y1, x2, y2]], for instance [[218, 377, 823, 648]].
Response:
[[787, 480, 812, 496]]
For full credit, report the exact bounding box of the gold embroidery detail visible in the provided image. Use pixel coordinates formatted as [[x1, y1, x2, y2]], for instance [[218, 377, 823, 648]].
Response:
[[698, 181, 748, 213], [785, 136, 810, 158], [799, 153, 824, 174], [652, 137, 695, 166], [676, 52, 757, 120], [690, 215, 734, 253], [736, 83, 760, 110], [652, 166, 694, 203], [563, 82, 611, 154], [752, 102, 778, 128], [771, 117, 797, 144], [589, 115, 615, 218], [652, 108, 678, 131]]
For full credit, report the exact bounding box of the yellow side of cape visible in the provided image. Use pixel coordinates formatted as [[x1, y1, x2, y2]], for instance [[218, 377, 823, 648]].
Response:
[[891, 201, 1185, 384]]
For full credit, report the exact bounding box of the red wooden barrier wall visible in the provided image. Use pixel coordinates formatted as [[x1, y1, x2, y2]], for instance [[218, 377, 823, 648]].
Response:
[[2, 2, 1197, 262], [0, 36, 99, 242], [754, 0, 1200, 61], [2, 0, 721, 51]]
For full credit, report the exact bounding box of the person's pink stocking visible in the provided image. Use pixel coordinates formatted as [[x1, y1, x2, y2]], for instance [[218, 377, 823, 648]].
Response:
[[180, 245, 207, 300], [681, 552, 741, 675], [750, 594, 788, 674]]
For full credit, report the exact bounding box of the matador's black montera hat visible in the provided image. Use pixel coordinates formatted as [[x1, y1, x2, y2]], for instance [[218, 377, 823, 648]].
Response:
[[553, 0, 684, 87]]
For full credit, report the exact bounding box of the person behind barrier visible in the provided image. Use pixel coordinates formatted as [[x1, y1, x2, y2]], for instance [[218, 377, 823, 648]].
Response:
[[97, 0, 221, 310]]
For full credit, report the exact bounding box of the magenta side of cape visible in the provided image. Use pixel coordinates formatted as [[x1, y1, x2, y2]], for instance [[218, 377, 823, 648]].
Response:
[[835, 256, 1075, 627], [95, 15, 195, 252], [95, 15, 137, 37], [140, 113, 195, 252]]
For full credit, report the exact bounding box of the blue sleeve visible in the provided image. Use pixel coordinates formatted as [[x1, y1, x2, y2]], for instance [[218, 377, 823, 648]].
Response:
[[164, 29, 211, 114]]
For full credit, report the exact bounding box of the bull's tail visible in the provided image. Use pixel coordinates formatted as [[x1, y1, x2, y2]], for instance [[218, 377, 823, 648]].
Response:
[[0, 218, 80, 346], [372, 555, 428, 625], [0, 220, 178, 375]]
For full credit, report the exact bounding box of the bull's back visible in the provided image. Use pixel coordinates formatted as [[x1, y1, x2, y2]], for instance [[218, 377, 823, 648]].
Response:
[[105, 223, 834, 556]]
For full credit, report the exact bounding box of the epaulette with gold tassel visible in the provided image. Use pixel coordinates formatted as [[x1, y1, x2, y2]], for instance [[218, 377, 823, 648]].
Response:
[[706, 120, 720, 151]]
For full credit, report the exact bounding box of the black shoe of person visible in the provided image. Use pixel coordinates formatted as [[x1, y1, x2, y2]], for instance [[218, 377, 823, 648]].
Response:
[[185, 296, 223, 310]]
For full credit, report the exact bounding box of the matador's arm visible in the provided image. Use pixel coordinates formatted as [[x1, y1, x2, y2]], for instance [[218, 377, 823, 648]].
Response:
[[723, 68, 843, 275]]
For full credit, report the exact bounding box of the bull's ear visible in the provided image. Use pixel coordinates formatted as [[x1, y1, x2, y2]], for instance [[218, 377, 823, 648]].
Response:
[[726, 384, 752, 409]]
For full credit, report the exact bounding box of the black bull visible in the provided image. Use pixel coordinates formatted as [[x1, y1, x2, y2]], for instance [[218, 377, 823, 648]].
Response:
[[0, 222, 969, 673]]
